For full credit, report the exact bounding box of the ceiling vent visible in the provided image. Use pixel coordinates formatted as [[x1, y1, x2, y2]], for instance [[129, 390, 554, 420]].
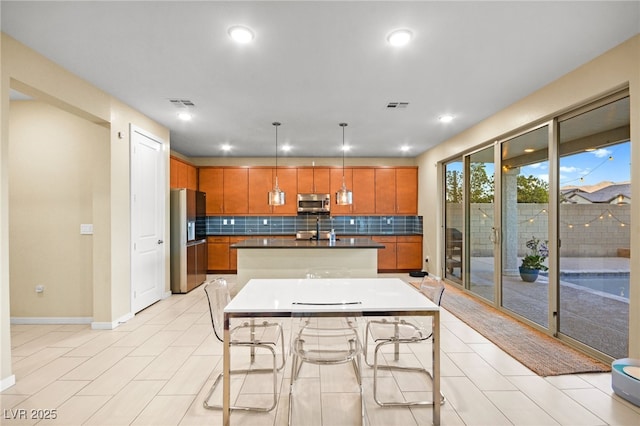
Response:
[[386, 102, 409, 109], [169, 99, 195, 108]]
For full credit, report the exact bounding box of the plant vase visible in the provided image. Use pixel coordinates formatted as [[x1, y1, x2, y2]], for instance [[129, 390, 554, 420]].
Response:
[[519, 267, 539, 282]]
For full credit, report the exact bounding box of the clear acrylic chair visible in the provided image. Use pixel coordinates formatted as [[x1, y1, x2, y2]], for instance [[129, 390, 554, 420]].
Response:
[[202, 278, 285, 412], [288, 311, 364, 425], [364, 278, 446, 407], [288, 267, 364, 424]]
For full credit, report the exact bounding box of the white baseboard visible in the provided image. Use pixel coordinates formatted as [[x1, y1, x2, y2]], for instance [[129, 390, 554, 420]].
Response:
[[10, 317, 92, 325], [162, 290, 172, 299], [91, 312, 134, 330], [0, 374, 16, 391]]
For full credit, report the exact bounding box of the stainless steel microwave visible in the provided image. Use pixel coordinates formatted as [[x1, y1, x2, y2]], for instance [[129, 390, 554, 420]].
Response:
[[297, 193, 331, 215]]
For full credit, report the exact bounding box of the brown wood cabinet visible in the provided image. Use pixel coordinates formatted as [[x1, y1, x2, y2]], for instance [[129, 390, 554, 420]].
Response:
[[374, 167, 418, 214], [248, 168, 273, 214], [329, 168, 353, 215], [199, 168, 224, 215], [207, 236, 230, 271], [352, 168, 375, 214], [197, 165, 416, 216], [375, 168, 396, 214], [223, 168, 248, 214], [396, 235, 423, 270], [372, 236, 397, 271], [170, 156, 197, 190], [395, 168, 418, 214], [297, 168, 330, 194], [373, 235, 422, 272], [270, 168, 298, 215]]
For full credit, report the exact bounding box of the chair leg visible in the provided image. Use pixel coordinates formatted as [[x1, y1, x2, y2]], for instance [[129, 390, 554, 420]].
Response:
[[203, 343, 279, 412], [371, 340, 445, 408]]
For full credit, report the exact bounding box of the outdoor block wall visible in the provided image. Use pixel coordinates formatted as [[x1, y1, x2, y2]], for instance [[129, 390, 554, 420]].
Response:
[[448, 203, 630, 257]]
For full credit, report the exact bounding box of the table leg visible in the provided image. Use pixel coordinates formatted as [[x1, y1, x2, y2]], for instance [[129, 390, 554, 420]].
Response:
[[433, 311, 440, 425], [223, 313, 231, 426]]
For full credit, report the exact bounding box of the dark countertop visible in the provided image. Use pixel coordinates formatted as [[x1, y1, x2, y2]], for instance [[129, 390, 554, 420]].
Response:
[[231, 237, 385, 249]]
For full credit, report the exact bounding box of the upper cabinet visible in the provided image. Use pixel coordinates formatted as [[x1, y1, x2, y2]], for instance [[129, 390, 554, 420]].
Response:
[[170, 156, 197, 190], [197, 165, 417, 216], [222, 168, 248, 214], [375, 167, 417, 215], [271, 168, 298, 215], [247, 167, 297, 215], [297, 168, 330, 194], [351, 168, 376, 214], [199, 167, 248, 215], [199, 168, 224, 214], [395, 168, 418, 214], [248, 168, 273, 214], [329, 168, 353, 215]]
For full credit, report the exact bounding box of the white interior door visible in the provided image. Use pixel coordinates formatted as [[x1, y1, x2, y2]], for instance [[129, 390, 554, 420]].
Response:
[[131, 125, 165, 313]]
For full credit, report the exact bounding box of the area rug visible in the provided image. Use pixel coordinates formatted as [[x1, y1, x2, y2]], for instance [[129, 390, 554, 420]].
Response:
[[411, 279, 611, 376]]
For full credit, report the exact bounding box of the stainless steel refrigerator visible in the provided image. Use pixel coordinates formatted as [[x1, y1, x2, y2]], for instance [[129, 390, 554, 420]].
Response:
[[170, 188, 207, 293]]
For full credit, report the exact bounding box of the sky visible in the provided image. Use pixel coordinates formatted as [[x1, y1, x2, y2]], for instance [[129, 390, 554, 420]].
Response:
[[522, 140, 631, 188]]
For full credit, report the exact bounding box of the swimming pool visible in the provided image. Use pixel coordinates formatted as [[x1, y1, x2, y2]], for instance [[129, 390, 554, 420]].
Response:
[[559, 272, 630, 298]]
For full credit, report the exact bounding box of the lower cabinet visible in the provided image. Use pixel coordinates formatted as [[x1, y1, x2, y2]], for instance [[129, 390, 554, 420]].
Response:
[[207, 236, 230, 272], [207, 234, 422, 273], [396, 236, 423, 271], [372, 236, 397, 271], [373, 235, 423, 272]]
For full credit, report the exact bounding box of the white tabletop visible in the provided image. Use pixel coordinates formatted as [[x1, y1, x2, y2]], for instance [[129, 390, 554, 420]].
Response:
[[225, 278, 439, 315]]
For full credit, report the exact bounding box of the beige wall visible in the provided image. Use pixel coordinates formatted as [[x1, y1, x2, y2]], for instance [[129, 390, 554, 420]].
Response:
[[9, 101, 107, 318], [417, 35, 640, 357], [0, 33, 170, 388]]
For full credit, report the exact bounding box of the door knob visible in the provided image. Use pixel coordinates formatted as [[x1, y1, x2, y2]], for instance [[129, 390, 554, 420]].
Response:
[[158, 239, 164, 244]]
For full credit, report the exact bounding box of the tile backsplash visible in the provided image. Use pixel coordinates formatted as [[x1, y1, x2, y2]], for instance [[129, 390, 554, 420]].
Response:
[[204, 215, 422, 236]]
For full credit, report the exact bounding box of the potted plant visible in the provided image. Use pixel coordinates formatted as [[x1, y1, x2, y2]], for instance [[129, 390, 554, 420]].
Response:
[[519, 236, 549, 282]]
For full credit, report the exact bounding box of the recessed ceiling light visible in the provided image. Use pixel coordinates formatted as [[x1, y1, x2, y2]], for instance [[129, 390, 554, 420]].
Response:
[[438, 115, 454, 123], [524, 148, 535, 153], [282, 145, 292, 152], [228, 26, 254, 43], [341, 145, 351, 152], [177, 112, 192, 121], [221, 144, 232, 151], [387, 29, 412, 47], [400, 145, 410, 152]]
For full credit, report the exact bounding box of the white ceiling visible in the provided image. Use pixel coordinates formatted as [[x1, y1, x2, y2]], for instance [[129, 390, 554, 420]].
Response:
[[2, 1, 639, 158]]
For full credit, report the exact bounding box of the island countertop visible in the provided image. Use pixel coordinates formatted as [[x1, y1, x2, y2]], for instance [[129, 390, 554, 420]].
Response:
[[231, 237, 385, 249]]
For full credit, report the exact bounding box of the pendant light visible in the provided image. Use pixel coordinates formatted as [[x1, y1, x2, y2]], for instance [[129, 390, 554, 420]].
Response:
[[268, 122, 285, 206], [336, 122, 353, 205]]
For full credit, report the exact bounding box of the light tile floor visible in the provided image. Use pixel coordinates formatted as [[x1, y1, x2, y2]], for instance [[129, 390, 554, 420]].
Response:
[[1, 274, 640, 425]]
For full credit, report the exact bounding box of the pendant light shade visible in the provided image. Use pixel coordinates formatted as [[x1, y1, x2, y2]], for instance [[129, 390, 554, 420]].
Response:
[[336, 122, 353, 206], [268, 122, 286, 206]]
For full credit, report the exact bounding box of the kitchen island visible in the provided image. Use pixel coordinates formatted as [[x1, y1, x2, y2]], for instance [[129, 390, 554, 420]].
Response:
[[231, 237, 385, 291]]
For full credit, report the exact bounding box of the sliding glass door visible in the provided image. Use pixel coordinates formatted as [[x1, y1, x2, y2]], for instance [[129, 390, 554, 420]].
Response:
[[557, 96, 630, 359], [441, 92, 630, 361], [444, 159, 463, 284], [467, 146, 496, 302], [500, 125, 550, 327]]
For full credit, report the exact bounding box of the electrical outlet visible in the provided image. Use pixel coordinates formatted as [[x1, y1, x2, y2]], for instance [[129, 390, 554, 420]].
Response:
[[230, 219, 235, 225], [223, 219, 228, 225], [263, 219, 268, 225], [350, 219, 355, 225]]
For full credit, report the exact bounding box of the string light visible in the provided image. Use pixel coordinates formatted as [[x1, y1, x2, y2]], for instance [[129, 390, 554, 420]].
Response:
[[560, 146, 618, 185]]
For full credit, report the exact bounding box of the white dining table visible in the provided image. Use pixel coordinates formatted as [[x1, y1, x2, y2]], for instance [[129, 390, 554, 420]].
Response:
[[222, 277, 441, 425]]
